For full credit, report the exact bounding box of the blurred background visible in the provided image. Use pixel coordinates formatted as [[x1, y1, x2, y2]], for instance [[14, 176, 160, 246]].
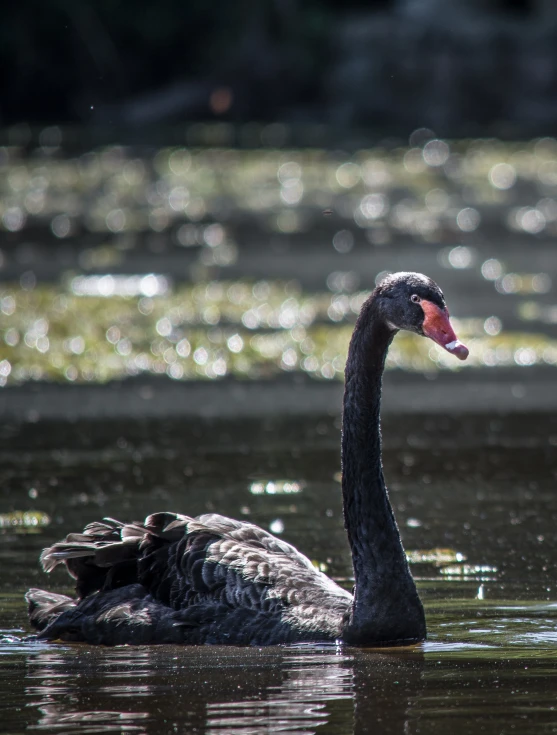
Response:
[[6, 0, 557, 137], [2, 0, 557, 398]]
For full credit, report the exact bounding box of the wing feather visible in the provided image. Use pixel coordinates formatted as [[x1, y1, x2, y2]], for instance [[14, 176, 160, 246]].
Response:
[[34, 510, 352, 643]]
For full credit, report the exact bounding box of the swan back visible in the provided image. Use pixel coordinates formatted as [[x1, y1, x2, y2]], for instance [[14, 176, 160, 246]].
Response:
[[30, 512, 352, 645]]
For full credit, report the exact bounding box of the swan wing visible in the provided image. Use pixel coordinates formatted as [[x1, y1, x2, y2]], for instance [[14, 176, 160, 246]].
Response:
[[35, 511, 351, 643]]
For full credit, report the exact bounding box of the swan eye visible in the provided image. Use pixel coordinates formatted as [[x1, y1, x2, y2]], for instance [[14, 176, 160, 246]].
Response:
[[410, 294, 421, 304]]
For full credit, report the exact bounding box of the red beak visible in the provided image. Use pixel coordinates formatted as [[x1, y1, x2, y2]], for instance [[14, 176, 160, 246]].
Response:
[[421, 300, 469, 361]]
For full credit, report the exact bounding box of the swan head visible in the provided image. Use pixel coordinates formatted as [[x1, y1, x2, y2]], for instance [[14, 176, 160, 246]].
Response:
[[375, 272, 469, 360]]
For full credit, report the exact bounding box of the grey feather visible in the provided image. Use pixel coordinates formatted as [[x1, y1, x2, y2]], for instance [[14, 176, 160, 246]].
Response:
[[28, 512, 352, 645]]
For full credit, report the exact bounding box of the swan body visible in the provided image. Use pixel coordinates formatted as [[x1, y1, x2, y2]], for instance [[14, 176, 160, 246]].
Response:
[[28, 512, 352, 645], [27, 272, 468, 646]]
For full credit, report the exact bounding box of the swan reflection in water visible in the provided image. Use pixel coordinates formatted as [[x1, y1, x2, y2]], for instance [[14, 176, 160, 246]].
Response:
[[23, 644, 426, 734], [205, 650, 354, 734]]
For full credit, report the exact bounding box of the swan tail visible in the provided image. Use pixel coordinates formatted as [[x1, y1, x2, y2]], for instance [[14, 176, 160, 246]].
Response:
[[38, 512, 190, 599], [25, 588, 76, 632]]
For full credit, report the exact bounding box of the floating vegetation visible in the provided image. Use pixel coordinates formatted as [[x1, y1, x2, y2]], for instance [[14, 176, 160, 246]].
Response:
[[1, 142, 556, 386], [71, 274, 170, 298], [0, 510, 50, 531], [249, 480, 305, 495], [518, 301, 557, 325], [440, 563, 498, 580], [3, 139, 557, 243], [406, 548, 467, 565], [0, 280, 556, 386]]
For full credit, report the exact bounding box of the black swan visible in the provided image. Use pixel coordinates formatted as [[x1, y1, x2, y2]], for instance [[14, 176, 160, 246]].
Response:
[[26, 272, 468, 646]]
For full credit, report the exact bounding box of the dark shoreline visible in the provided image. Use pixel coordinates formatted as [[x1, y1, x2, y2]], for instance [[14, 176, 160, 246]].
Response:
[[1, 368, 556, 423]]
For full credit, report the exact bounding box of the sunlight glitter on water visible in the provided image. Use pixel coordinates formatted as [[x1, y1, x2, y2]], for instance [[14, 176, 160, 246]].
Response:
[[2, 614, 557, 735], [1, 412, 557, 733]]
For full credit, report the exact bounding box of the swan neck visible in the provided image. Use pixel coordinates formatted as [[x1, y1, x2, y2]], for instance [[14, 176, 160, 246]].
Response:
[[341, 309, 426, 644]]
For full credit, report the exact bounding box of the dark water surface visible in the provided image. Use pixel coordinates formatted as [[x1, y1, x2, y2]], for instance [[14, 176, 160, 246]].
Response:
[[1, 412, 557, 734]]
